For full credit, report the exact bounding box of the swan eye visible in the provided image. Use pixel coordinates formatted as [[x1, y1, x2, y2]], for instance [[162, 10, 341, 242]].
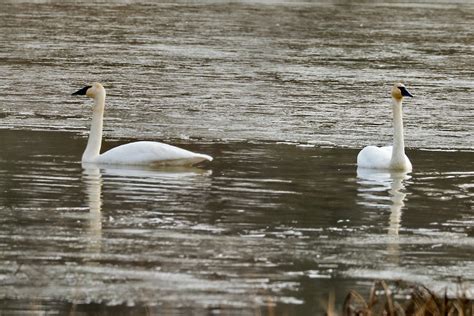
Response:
[[72, 85, 92, 96]]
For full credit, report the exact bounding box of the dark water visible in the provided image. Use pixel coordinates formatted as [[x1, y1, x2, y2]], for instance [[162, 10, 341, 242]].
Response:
[[0, 0, 473, 314], [0, 130, 472, 314]]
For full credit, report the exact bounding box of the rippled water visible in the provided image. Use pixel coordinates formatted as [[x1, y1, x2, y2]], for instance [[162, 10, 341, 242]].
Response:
[[0, 130, 472, 313], [1, 0, 473, 149], [0, 0, 473, 314]]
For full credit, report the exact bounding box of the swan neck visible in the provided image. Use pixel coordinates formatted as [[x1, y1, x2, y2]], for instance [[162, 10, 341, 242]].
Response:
[[390, 98, 405, 165], [82, 94, 105, 162]]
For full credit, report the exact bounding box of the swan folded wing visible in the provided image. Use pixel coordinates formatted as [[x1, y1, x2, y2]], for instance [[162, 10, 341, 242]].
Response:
[[96, 141, 212, 166], [357, 145, 393, 169]]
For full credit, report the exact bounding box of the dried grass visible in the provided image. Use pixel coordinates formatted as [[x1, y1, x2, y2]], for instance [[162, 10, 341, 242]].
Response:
[[325, 280, 473, 316]]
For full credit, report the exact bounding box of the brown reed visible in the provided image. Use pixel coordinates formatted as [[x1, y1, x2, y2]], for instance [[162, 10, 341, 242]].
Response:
[[325, 280, 473, 316]]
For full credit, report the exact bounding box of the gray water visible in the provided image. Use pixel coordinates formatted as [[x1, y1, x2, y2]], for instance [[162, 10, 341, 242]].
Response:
[[0, 0, 473, 314], [1, 0, 473, 149]]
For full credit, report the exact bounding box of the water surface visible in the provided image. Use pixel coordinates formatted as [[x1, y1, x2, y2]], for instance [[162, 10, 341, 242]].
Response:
[[0, 0, 473, 314], [0, 130, 472, 314], [0, 0, 473, 149]]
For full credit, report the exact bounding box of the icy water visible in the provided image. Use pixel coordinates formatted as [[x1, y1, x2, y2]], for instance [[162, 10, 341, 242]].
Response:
[[0, 0, 473, 314]]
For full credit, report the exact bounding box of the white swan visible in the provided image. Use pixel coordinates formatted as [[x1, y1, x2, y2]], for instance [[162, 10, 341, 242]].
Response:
[[357, 83, 414, 171], [72, 83, 213, 166]]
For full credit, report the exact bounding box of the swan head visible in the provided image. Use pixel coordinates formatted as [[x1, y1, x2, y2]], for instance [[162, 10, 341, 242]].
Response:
[[391, 83, 413, 100], [72, 82, 106, 99]]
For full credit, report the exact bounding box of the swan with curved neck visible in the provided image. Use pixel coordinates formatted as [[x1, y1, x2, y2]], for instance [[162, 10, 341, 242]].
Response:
[[72, 83, 213, 166], [357, 83, 414, 171]]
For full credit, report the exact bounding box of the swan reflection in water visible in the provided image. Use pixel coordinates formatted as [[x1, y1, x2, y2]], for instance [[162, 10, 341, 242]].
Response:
[[81, 163, 212, 253], [82, 166, 103, 254], [357, 168, 411, 263]]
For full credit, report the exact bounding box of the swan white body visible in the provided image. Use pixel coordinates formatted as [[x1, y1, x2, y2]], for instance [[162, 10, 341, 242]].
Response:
[[73, 83, 213, 166], [357, 83, 413, 171], [357, 145, 412, 170], [95, 141, 212, 166]]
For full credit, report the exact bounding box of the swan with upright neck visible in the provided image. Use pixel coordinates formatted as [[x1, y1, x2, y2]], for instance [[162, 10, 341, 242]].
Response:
[[357, 83, 413, 171], [72, 83, 213, 166]]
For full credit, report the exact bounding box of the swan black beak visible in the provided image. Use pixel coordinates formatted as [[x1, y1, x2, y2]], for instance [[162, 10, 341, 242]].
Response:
[[399, 86, 413, 98], [72, 85, 92, 96]]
